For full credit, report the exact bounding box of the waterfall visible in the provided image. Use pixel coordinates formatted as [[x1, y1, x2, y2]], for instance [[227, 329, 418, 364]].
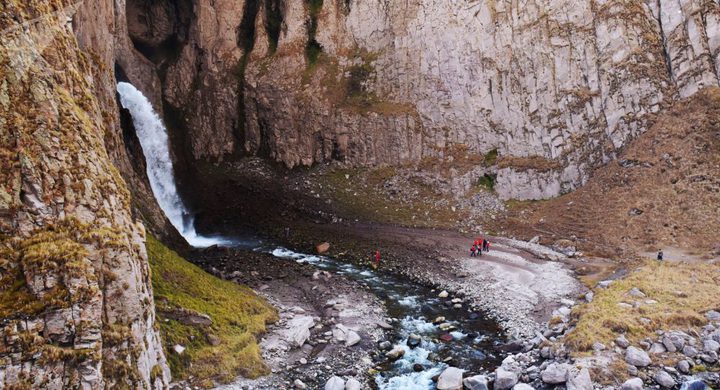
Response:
[[116, 82, 227, 248]]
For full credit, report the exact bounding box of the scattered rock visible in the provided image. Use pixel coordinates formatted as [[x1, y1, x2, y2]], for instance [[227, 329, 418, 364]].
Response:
[[512, 384, 534, 390], [616, 335, 630, 348], [628, 287, 646, 298], [706, 310, 720, 321], [413, 363, 424, 372], [683, 345, 698, 357], [541, 362, 569, 384], [286, 316, 315, 348], [316, 242, 331, 254], [173, 344, 185, 355], [437, 367, 464, 390], [438, 290, 449, 298], [703, 339, 720, 353], [294, 379, 307, 389], [584, 291, 594, 303], [494, 367, 519, 390], [649, 342, 667, 354], [206, 333, 221, 346], [625, 346, 652, 367], [654, 370, 675, 388], [376, 321, 393, 330], [620, 377, 644, 390], [324, 376, 345, 390], [463, 375, 489, 390], [407, 334, 422, 349], [345, 330, 361, 347]]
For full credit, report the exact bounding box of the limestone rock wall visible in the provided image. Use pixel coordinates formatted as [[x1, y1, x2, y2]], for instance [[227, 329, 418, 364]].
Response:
[[114, 0, 720, 201], [0, 1, 169, 388]]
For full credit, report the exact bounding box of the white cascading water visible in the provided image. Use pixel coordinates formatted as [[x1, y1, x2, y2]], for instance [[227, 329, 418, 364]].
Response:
[[116, 82, 227, 248]]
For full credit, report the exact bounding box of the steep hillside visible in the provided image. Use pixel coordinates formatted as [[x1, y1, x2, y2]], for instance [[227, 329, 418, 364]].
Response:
[[146, 235, 277, 388], [0, 1, 169, 387], [505, 88, 720, 257]]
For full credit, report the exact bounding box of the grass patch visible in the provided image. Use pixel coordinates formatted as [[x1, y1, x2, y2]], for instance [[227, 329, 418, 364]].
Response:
[[483, 148, 498, 166], [477, 174, 496, 191], [565, 260, 720, 352], [147, 235, 278, 388]]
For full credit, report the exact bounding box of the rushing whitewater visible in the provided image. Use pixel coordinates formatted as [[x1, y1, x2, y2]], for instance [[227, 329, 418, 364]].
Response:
[[116, 82, 227, 247]]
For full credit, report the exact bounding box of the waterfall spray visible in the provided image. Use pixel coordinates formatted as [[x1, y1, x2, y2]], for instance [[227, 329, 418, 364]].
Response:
[[116, 82, 227, 248]]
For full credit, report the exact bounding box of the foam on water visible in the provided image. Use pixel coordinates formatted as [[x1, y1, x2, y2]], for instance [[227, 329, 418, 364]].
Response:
[[116, 82, 229, 248]]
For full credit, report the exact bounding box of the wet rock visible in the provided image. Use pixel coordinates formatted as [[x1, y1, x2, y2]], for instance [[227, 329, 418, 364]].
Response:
[[439, 333, 454, 342], [654, 370, 675, 388], [413, 363, 425, 372], [438, 290, 449, 298], [494, 367, 519, 390], [567, 368, 592, 390], [626, 346, 651, 366], [376, 321, 393, 330], [378, 341, 392, 351], [541, 362, 569, 384], [462, 374, 489, 390], [437, 367, 464, 390], [345, 378, 361, 390], [620, 377, 643, 390], [324, 376, 345, 390], [385, 346, 405, 360], [407, 334, 422, 349]]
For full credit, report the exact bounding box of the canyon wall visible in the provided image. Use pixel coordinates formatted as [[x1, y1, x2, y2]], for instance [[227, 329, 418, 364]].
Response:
[[0, 1, 169, 388], [124, 0, 720, 200]]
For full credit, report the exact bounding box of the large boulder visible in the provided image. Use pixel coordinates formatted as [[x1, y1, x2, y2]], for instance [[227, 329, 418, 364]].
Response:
[[285, 316, 315, 348], [541, 362, 569, 384], [324, 376, 345, 390], [345, 330, 361, 347], [437, 367, 464, 390], [625, 346, 652, 366], [494, 367, 519, 390], [463, 375, 489, 390], [620, 378, 644, 390], [654, 370, 675, 388], [345, 378, 361, 390], [567, 368, 593, 390]]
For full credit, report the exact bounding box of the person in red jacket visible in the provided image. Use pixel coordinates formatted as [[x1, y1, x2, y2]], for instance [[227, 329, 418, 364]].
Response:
[[374, 250, 381, 268]]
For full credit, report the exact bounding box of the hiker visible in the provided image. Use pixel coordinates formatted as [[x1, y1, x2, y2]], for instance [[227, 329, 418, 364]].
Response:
[[374, 250, 381, 268], [657, 250, 664, 261], [284, 227, 291, 239], [470, 245, 477, 257], [484, 240, 491, 252]]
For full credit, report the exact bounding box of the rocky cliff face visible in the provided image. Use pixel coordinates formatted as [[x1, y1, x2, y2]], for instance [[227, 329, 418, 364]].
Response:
[[121, 0, 720, 200], [0, 1, 169, 388]]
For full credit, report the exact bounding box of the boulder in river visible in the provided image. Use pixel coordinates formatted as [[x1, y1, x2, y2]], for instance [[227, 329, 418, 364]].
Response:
[[437, 367, 464, 390], [324, 376, 345, 390], [316, 242, 331, 254], [407, 333, 421, 348], [385, 346, 405, 360]]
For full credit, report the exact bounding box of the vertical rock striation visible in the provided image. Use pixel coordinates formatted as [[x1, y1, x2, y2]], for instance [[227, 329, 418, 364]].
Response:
[[0, 1, 169, 388], [121, 0, 719, 200]]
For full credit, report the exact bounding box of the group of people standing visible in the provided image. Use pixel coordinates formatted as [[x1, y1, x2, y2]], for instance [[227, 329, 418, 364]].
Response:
[[470, 237, 490, 257]]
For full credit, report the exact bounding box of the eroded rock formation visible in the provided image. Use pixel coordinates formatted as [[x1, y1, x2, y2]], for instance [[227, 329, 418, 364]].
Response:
[[0, 1, 169, 388], [121, 0, 720, 200]]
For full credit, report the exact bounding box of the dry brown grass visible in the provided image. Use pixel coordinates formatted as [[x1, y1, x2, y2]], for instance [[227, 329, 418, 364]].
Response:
[[504, 87, 720, 255], [565, 259, 720, 352]]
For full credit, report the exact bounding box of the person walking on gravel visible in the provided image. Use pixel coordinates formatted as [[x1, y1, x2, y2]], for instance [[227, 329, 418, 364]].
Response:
[[657, 250, 664, 261], [484, 239, 491, 252], [373, 250, 381, 269]]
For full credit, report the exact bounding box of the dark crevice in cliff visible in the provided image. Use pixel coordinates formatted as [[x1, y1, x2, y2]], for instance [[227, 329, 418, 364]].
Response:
[[233, 0, 263, 159], [265, 0, 284, 53], [654, 0, 675, 84], [306, 0, 324, 65]]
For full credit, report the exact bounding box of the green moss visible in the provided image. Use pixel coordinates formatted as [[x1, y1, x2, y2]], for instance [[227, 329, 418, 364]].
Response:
[[146, 235, 278, 388], [483, 148, 498, 166], [305, 0, 324, 65], [477, 174, 496, 191]]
